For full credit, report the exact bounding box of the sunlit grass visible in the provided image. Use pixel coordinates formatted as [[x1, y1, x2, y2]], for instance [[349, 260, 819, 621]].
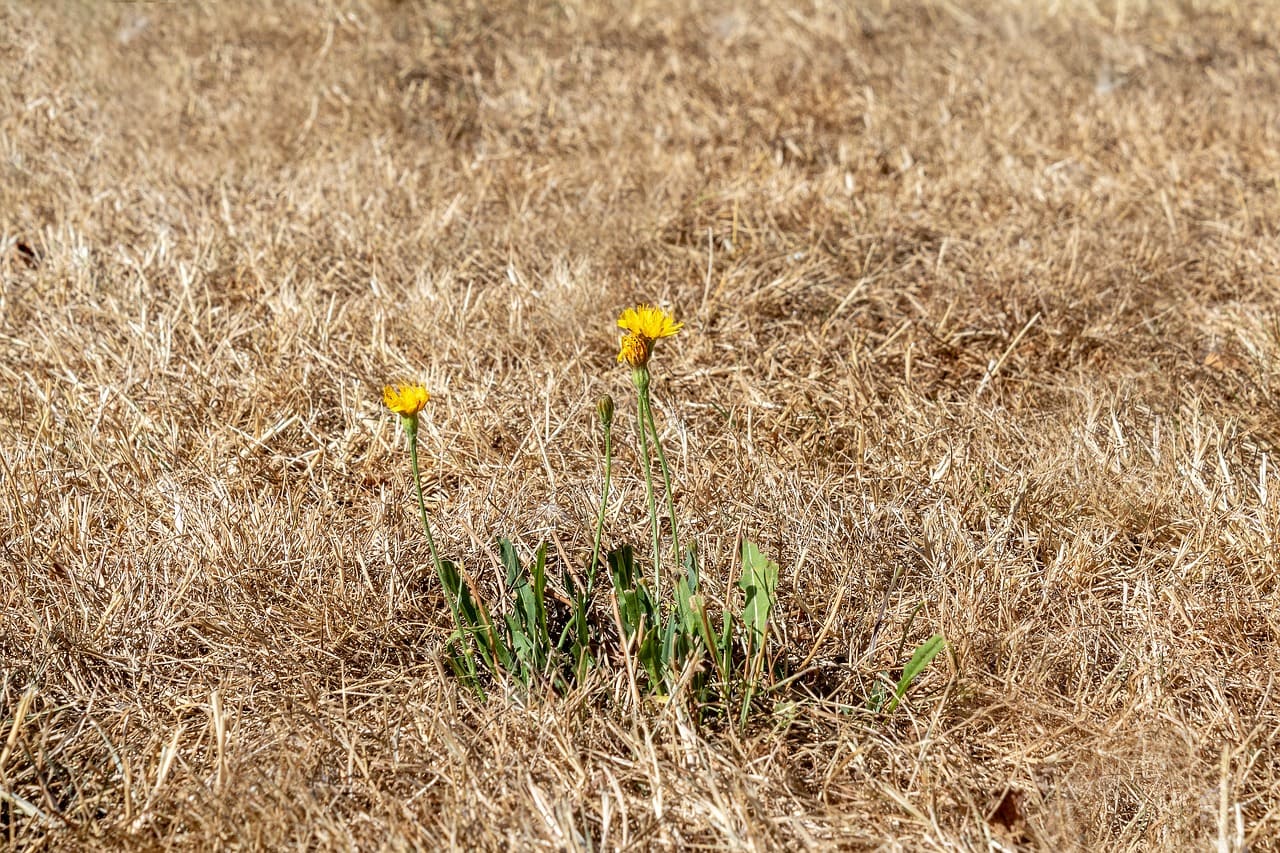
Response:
[[3, 0, 1279, 848]]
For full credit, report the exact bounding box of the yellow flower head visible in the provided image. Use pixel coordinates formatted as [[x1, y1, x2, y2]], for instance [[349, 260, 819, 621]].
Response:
[[617, 304, 683, 342], [383, 384, 430, 418], [616, 304, 681, 367]]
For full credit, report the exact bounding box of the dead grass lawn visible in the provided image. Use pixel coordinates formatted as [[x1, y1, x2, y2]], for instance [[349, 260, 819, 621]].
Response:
[[3, 0, 1280, 849]]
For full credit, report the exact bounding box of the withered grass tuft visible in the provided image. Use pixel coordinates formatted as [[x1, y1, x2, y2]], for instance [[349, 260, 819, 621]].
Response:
[[3, 0, 1280, 848]]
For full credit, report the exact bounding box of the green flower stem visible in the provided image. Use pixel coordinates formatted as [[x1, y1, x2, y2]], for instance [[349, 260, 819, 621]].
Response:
[[405, 415, 480, 687], [589, 418, 612, 598], [405, 416, 442, 575], [639, 384, 681, 574], [631, 368, 664, 600]]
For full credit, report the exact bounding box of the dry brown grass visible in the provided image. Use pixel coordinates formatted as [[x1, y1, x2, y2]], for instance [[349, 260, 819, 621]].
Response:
[[3, 0, 1280, 848]]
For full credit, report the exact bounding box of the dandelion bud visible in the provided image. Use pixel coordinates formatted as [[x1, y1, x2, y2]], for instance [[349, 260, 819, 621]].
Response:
[[596, 395, 615, 428]]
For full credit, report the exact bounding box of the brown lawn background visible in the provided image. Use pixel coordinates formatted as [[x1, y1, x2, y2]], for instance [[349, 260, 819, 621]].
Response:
[[3, 0, 1280, 848]]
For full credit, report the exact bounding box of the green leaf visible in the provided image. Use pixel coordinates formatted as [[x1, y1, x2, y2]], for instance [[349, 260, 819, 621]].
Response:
[[675, 572, 701, 639], [682, 544, 700, 588], [637, 620, 663, 686], [885, 634, 946, 714], [439, 558, 509, 673], [608, 546, 659, 637], [718, 608, 733, 674], [530, 542, 549, 640], [608, 545, 637, 590], [496, 539, 555, 684], [499, 538, 522, 588], [608, 545, 669, 688], [559, 557, 594, 676], [734, 542, 780, 725], [738, 541, 779, 655]]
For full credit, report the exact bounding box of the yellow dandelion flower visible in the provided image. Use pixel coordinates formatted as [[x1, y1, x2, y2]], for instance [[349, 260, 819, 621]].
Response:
[[383, 384, 430, 418], [617, 304, 683, 341], [616, 304, 681, 367]]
